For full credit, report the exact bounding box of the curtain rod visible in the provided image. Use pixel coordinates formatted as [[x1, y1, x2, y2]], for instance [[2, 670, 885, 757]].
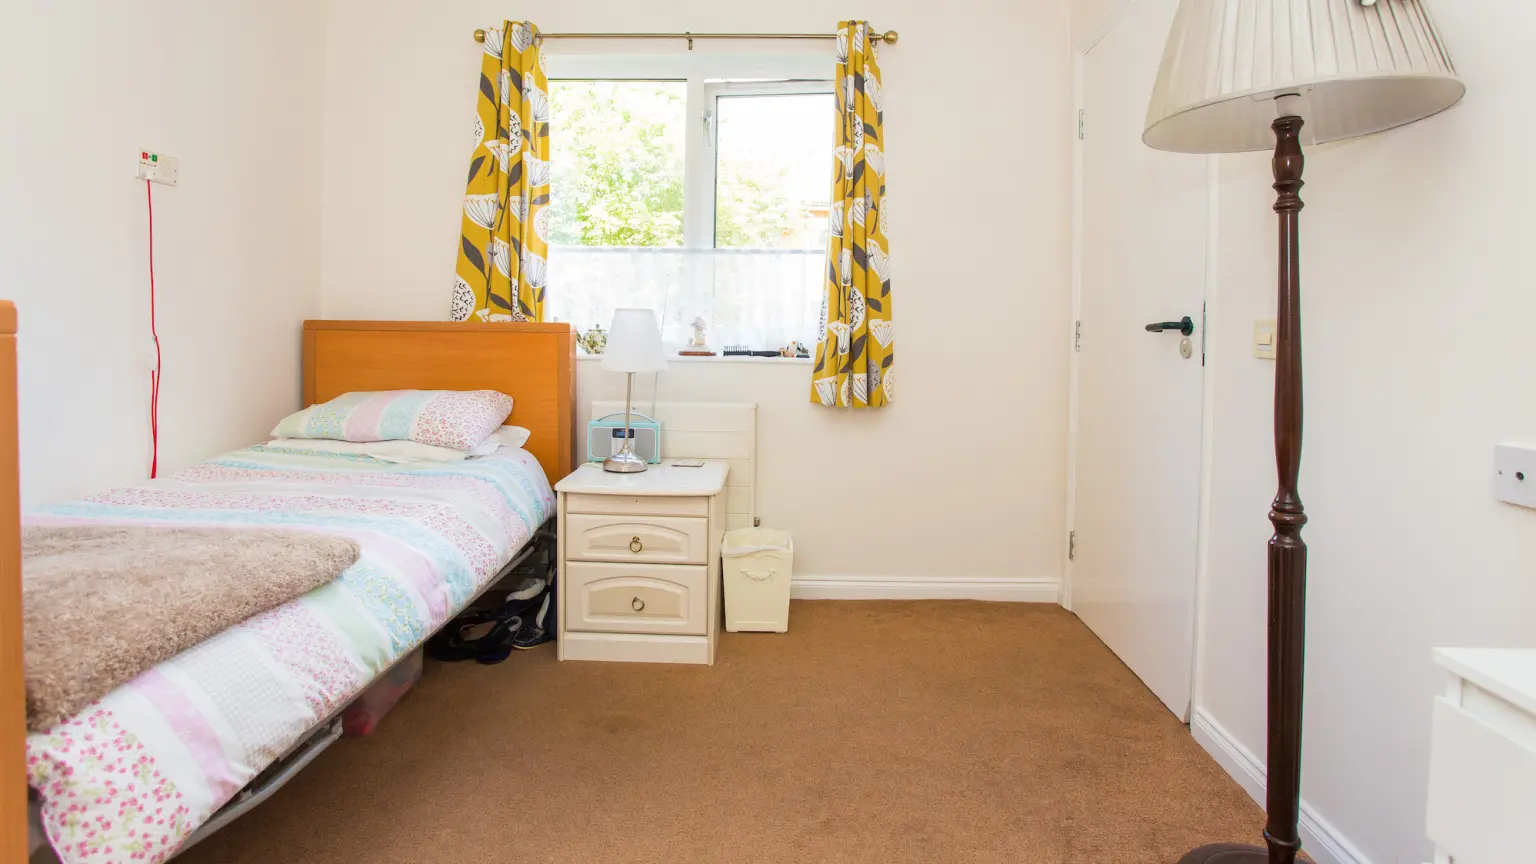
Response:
[[472, 29, 899, 47]]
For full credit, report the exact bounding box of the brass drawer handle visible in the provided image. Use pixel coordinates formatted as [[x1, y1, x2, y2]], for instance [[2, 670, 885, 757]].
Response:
[[629, 536, 643, 553], [631, 596, 645, 612]]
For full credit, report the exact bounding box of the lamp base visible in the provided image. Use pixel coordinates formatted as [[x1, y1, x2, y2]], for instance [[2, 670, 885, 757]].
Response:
[[602, 450, 648, 473], [1174, 845, 1266, 863]]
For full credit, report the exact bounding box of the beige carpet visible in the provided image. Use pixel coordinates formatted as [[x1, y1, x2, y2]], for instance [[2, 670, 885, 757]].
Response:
[[180, 601, 1263, 863]]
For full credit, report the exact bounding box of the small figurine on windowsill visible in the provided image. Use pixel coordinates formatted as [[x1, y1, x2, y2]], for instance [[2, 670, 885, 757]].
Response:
[[781, 340, 810, 359], [679, 316, 715, 356]]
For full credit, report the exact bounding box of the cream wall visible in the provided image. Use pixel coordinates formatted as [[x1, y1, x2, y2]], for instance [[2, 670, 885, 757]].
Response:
[[1074, 1, 1536, 862], [1071, 0, 1123, 44], [317, 0, 1075, 586], [0, 1, 326, 506]]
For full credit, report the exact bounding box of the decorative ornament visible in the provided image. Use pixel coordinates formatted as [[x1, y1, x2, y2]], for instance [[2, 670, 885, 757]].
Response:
[[679, 316, 716, 356], [577, 325, 607, 355]]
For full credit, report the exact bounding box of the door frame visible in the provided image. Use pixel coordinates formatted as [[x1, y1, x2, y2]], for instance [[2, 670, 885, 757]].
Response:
[[1063, 0, 1222, 720]]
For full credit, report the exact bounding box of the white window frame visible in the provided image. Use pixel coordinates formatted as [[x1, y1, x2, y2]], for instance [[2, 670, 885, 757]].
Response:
[[545, 52, 833, 251]]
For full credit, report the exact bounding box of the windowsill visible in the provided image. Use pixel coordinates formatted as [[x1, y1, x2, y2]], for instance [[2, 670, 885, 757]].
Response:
[[577, 354, 813, 366]]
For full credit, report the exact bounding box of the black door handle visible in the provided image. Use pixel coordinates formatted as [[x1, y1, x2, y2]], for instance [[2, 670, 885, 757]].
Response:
[[1145, 316, 1194, 337]]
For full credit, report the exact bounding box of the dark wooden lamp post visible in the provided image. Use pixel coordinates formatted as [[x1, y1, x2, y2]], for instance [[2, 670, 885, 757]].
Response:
[[1140, 1, 1464, 862]]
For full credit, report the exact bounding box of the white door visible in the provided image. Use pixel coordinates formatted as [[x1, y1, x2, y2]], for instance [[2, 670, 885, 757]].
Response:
[[1073, 0, 1208, 718]]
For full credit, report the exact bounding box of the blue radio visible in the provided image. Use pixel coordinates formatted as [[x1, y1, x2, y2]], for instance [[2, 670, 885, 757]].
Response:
[[586, 412, 662, 464]]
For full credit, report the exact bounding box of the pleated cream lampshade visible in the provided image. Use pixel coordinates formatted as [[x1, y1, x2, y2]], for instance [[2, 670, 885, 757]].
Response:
[[601, 308, 668, 373], [1144, 0, 1465, 153]]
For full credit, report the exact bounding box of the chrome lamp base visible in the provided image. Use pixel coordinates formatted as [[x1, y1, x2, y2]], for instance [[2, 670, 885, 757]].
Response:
[[602, 449, 648, 473], [601, 371, 649, 473]]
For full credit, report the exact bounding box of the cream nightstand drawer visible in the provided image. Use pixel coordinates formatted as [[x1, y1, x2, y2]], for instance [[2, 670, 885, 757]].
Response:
[[566, 514, 707, 564], [565, 562, 708, 636], [564, 493, 707, 518]]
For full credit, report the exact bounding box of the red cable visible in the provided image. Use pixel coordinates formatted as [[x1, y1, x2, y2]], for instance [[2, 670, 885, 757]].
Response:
[[146, 180, 161, 479]]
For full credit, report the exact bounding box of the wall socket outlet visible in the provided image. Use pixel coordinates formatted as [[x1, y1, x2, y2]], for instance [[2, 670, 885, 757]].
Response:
[[1493, 443, 1536, 510], [137, 150, 179, 186]]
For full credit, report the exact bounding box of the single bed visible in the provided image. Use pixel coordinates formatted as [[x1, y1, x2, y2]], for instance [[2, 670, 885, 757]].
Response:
[[18, 319, 575, 864]]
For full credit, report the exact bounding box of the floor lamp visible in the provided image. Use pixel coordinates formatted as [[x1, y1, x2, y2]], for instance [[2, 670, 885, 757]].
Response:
[[1141, 2, 1464, 862]]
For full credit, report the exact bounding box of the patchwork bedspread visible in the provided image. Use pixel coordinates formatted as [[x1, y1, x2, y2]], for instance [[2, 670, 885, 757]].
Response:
[[22, 444, 555, 864]]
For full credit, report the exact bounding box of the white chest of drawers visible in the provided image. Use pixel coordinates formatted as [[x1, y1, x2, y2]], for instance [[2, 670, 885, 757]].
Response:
[[555, 462, 728, 665], [1426, 647, 1536, 864]]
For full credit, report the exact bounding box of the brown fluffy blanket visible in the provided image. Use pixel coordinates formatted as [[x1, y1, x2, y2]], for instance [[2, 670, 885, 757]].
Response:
[[21, 525, 360, 731]]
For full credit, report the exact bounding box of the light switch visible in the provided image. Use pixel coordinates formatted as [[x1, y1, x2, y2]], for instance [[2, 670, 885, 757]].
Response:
[[1253, 319, 1277, 360], [1493, 443, 1536, 510]]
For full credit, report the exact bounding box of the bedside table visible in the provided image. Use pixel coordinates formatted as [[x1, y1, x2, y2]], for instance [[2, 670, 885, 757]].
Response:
[[555, 461, 729, 665]]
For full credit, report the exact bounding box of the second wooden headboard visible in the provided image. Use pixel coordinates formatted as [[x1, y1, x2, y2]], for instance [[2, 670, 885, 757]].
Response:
[[302, 320, 576, 482]]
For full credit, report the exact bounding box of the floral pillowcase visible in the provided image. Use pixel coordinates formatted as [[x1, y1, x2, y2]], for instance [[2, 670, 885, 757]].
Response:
[[271, 390, 514, 451]]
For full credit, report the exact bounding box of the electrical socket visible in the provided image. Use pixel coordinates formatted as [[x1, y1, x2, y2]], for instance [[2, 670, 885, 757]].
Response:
[[137, 150, 179, 186], [1493, 443, 1536, 510]]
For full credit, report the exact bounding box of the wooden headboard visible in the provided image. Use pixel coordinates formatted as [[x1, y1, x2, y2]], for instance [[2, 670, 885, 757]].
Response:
[[302, 320, 576, 482]]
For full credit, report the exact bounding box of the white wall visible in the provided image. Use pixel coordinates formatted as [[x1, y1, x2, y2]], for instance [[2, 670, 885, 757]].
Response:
[[1071, 0, 1123, 44], [317, 0, 1075, 587], [1076, 1, 1536, 862], [0, 1, 327, 507]]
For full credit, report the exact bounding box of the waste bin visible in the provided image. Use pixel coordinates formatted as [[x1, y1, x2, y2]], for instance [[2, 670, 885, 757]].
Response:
[[721, 528, 794, 633]]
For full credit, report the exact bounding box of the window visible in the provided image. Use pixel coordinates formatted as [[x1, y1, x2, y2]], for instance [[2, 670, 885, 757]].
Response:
[[545, 55, 832, 353], [713, 89, 834, 251], [548, 81, 686, 248]]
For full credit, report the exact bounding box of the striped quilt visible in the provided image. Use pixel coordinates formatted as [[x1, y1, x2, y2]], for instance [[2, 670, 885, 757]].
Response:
[[22, 444, 555, 864]]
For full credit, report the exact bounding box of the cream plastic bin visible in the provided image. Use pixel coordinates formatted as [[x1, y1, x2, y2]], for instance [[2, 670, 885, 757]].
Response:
[[721, 528, 793, 633]]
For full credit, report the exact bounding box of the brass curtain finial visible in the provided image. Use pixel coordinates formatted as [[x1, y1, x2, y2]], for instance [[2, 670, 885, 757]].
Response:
[[472, 28, 898, 45]]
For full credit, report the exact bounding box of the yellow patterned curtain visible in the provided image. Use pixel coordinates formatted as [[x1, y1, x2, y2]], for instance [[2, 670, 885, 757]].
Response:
[[451, 21, 550, 322], [811, 21, 893, 408]]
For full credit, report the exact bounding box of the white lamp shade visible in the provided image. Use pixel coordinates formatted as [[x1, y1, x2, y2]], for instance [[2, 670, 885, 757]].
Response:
[[601, 308, 668, 373], [1144, 0, 1464, 154]]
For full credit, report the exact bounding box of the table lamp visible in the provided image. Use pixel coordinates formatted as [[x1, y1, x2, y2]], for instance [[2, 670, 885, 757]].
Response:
[[1142, 2, 1463, 862], [601, 308, 667, 473]]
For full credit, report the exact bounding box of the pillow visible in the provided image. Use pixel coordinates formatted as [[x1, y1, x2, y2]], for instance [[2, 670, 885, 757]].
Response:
[[272, 390, 513, 450], [266, 438, 472, 464], [458, 425, 532, 457], [267, 425, 531, 464], [463, 425, 532, 456], [485, 425, 532, 451]]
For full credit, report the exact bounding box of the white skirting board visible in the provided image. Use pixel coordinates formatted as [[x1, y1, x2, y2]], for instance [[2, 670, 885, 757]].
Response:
[[790, 575, 1061, 603], [1189, 708, 1371, 864]]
